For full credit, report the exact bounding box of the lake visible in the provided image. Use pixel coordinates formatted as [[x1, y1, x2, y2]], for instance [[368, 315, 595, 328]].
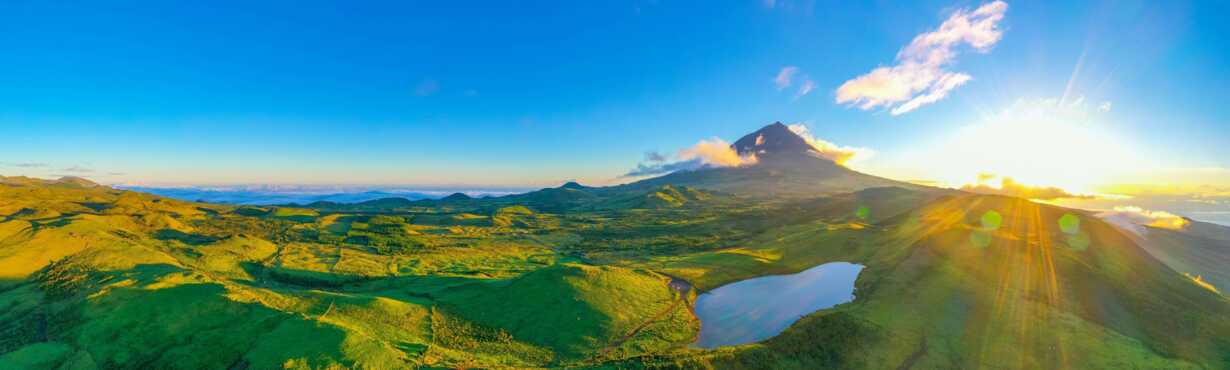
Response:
[[691, 262, 865, 348]]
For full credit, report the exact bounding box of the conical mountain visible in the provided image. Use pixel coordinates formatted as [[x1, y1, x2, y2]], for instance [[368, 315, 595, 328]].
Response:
[[626, 122, 921, 198], [731, 121, 818, 158]]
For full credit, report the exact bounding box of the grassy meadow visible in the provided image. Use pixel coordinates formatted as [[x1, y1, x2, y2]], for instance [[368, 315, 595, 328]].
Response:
[[0, 176, 1226, 369]]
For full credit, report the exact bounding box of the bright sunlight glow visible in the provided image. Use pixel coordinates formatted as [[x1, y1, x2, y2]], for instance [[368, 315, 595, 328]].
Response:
[[901, 98, 1144, 194]]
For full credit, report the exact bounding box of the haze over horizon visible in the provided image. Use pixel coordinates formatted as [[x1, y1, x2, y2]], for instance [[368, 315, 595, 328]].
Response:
[[3, 2, 1230, 369]]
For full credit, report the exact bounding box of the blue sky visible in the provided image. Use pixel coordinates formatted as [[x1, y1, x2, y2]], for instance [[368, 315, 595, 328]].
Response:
[[1, 0, 1228, 189]]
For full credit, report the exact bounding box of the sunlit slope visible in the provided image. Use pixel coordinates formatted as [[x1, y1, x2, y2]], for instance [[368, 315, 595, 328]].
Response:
[[2, 174, 1228, 369], [623, 194, 1230, 369], [0, 180, 700, 368], [846, 195, 1230, 369], [0, 177, 218, 285], [1131, 219, 1230, 294], [436, 263, 695, 364]]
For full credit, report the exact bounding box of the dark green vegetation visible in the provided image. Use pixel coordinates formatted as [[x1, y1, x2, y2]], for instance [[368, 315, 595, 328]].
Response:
[[1, 124, 1228, 369]]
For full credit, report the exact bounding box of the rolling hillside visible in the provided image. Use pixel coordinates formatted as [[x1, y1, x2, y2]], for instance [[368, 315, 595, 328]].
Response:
[[1, 124, 1227, 369]]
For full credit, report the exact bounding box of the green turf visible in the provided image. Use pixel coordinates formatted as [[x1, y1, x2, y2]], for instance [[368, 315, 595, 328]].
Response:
[[0, 176, 1226, 369]]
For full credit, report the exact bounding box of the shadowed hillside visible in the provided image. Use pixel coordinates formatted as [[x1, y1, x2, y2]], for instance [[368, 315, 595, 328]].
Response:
[[1130, 219, 1230, 294], [1, 124, 1228, 369]]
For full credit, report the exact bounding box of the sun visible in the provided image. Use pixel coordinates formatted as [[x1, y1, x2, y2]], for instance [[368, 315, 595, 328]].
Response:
[[894, 99, 1144, 195]]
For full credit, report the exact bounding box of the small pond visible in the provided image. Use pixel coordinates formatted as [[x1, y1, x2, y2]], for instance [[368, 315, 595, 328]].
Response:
[[691, 262, 864, 348]]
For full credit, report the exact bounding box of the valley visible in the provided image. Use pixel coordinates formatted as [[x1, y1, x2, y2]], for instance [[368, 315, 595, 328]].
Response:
[[1, 124, 1226, 369]]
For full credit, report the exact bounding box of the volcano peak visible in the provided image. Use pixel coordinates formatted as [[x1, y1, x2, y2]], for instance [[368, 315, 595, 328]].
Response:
[[731, 122, 816, 157]]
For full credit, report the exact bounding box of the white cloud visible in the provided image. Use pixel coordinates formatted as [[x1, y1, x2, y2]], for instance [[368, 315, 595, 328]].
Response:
[[1097, 206, 1189, 235], [786, 124, 874, 165], [890, 72, 972, 115], [624, 138, 758, 178], [836, 1, 1008, 115], [775, 66, 799, 90], [678, 138, 758, 167], [961, 173, 1091, 200]]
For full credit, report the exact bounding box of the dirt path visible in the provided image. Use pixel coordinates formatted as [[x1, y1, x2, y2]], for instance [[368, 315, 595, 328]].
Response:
[[592, 277, 693, 358], [894, 337, 929, 370]]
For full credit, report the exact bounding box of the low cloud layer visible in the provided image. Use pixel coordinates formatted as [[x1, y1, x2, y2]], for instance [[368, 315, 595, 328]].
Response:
[[643, 151, 667, 163], [961, 174, 1090, 200], [623, 159, 705, 178], [836, 1, 1007, 115], [1, 162, 48, 168], [679, 138, 758, 167], [1097, 206, 1189, 235], [61, 166, 94, 173], [624, 138, 757, 178], [786, 124, 873, 165]]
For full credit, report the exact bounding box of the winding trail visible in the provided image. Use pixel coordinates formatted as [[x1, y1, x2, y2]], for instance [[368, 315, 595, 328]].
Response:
[[894, 337, 929, 370], [592, 276, 693, 358]]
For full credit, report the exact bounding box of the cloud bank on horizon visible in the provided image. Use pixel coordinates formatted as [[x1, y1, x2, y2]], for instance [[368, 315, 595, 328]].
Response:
[[961, 173, 1091, 200], [836, 1, 1008, 115], [1097, 206, 1190, 236]]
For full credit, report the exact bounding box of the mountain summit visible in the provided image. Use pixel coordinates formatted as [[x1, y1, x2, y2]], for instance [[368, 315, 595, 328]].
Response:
[[732, 122, 817, 158], [626, 122, 919, 198]]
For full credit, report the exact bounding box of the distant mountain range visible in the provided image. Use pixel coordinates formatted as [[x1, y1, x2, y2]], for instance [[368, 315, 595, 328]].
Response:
[[0, 122, 1227, 369], [118, 186, 529, 205]]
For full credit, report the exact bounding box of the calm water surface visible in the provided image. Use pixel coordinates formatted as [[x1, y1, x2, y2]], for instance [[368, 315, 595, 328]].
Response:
[[692, 262, 864, 348]]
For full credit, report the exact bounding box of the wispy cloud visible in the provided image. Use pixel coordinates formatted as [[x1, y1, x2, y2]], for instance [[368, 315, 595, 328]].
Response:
[[774, 66, 799, 90], [644, 151, 667, 163], [624, 158, 705, 178], [836, 1, 1008, 115], [61, 166, 94, 173], [1098, 101, 1112, 112], [786, 124, 873, 165], [795, 80, 816, 99], [624, 138, 757, 178], [988, 96, 1109, 124], [2, 162, 48, 168]]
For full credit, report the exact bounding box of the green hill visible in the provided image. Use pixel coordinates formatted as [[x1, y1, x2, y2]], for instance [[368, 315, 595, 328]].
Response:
[[1, 125, 1227, 369], [622, 194, 1230, 369], [437, 263, 694, 363]]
